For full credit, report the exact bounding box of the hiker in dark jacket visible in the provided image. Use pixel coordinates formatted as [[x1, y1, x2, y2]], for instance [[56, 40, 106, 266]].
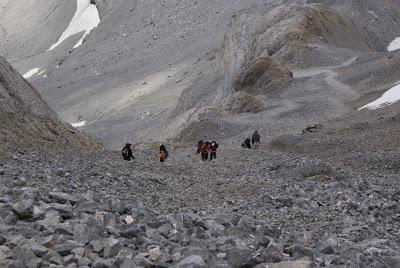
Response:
[[122, 143, 134, 161], [209, 141, 218, 161], [241, 138, 251, 149], [252, 130, 260, 149]]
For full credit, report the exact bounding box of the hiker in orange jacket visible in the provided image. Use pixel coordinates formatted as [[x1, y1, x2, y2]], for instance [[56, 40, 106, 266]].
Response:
[[157, 144, 168, 162]]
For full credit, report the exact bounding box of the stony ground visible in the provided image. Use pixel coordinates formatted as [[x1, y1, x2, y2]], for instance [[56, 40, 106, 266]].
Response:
[[1, 147, 399, 267]]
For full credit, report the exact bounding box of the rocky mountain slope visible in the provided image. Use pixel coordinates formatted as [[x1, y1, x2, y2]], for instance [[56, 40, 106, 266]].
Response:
[[0, 56, 99, 155], [0, 0, 400, 267], [2, 0, 400, 148]]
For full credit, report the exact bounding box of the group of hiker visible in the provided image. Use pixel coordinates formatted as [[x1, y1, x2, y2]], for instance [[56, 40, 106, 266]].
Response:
[[122, 143, 169, 162], [122, 130, 261, 162], [241, 130, 260, 149], [196, 140, 219, 161]]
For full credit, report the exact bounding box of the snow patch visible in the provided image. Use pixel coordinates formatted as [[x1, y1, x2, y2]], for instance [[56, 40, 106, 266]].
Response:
[[23, 68, 39, 79], [71, 121, 87, 127], [387, 37, 400, 51], [359, 83, 400, 110], [48, 0, 100, 51]]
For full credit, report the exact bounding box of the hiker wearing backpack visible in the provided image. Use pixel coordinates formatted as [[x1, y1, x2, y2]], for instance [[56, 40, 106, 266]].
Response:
[[122, 143, 134, 161], [241, 138, 251, 149], [200, 142, 209, 161], [252, 130, 260, 149], [196, 140, 204, 155], [157, 144, 168, 162], [209, 141, 218, 161]]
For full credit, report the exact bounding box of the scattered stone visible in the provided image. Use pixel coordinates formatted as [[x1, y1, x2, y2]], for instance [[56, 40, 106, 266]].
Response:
[[134, 253, 154, 267], [265, 260, 312, 268], [302, 124, 323, 134], [148, 246, 162, 261], [206, 220, 225, 237], [10, 197, 34, 218], [176, 255, 206, 268], [42, 250, 63, 265], [226, 247, 253, 268], [55, 240, 82, 256], [89, 239, 105, 253], [14, 246, 41, 268], [103, 237, 123, 258], [0, 246, 12, 260], [48, 192, 77, 204], [0, 147, 399, 268], [125, 215, 134, 224], [0, 234, 6, 245]]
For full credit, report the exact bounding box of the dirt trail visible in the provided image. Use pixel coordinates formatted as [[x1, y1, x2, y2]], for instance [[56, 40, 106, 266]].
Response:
[[292, 57, 359, 98]]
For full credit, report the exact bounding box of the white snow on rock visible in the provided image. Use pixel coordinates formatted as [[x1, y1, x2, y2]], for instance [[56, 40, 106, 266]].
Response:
[[48, 0, 100, 51], [359, 83, 400, 110], [387, 37, 400, 51], [71, 121, 87, 127], [23, 68, 39, 78]]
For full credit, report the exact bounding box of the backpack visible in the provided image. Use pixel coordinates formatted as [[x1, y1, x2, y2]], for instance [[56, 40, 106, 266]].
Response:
[[201, 144, 208, 153], [122, 147, 129, 158]]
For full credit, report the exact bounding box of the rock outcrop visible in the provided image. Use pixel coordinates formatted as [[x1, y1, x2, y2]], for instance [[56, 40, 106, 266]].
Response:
[[222, 91, 265, 113], [232, 56, 291, 95], [224, 3, 374, 94], [0, 56, 99, 154]]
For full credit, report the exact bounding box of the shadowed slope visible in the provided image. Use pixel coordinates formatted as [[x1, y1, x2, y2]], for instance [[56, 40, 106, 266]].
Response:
[[0, 56, 100, 154]]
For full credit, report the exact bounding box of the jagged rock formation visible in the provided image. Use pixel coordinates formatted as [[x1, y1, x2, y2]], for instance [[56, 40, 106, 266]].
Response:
[[0, 56, 99, 154]]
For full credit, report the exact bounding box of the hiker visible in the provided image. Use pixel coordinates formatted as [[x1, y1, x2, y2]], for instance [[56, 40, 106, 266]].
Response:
[[122, 143, 134, 161], [241, 138, 251, 149], [196, 140, 204, 155], [157, 144, 168, 162], [200, 141, 209, 161], [252, 130, 260, 149], [209, 140, 218, 161]]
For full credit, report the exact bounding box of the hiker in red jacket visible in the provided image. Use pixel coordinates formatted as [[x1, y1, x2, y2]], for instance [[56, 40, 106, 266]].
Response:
[[200, 142, 209, 161], [209, 141, 218, 161]]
